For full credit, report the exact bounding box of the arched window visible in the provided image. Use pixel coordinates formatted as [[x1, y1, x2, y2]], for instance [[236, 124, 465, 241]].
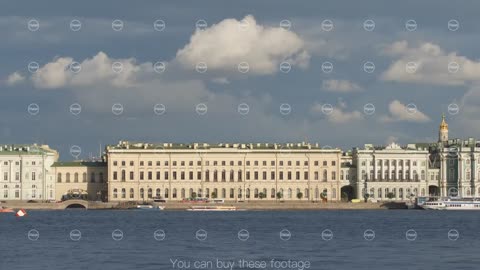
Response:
[[82, 172, 87, 182], [121, 188, 126, 198], [467, 189, 472, 196], [156, 188, 161, 198], [288, 188, 292, 199], [361, 170, 366, 180], [323, 170, 328, 181], [173, 188, 177, 198], [113, 188, 118, 198], [246, 188, 250, 199], [254, 188, 259, 198], [148, 188, 153, 198], [165, 188, 169, 198], [205, 188, 209, 198], [205, 170, 210, 182], [74, 173, 79, 183], [421, 170, 425, 180], [213, 170, 218, 182], [370, 188, 375, 198], [399, 188, 404, 198], [271, 188, 276, 199], [221, 170, 226, 182], [129, 188, 134, 199], [238, 170, 242, 182], [57, 173, 62, 183], [378, 188, 382, 198], [315, 188, 319, 199], [181, 188, 185, 198], [305, 188, 309, 199], [140, 188, 144, 199], [221, 188, 226, 198], [230, 170, 234, 182], [238, 188, 243, 198], [91, 172, 96, 183], [189, 188, 194, 198]]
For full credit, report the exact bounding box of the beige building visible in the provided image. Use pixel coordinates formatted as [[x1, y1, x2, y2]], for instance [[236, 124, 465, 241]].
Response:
[[106, 141, 346, 202], [0, 144, 58, 201], [53, 161, 107, 201]]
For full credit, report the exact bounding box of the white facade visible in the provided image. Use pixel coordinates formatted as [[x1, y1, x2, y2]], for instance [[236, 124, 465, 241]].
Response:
[[353, 142, 439, 201], [0, 144, 58, 201]]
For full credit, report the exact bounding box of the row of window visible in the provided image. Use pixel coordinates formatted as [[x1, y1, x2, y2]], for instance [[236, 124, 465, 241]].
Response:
[[360, 160, 426, 167], [57, 172, 104, 183], [1, 161, 40, 166], [361, 170, 426, 181], [3, 171, 38, 181], [362, 187, 426, 198], [113, 160, 337, 167], [112, 187, 337, 200], [112, 169, 337, 181], [0, 186, 48, 199]]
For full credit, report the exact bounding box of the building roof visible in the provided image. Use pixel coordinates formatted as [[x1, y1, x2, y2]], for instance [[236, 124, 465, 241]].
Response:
[[52, 161, 106, 167], [0, 144, 57, 155], [107, 141, 341, 152]]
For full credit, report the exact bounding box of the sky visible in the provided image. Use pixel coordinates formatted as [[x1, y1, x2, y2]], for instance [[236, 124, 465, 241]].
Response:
[[1, 0, 480, 160]]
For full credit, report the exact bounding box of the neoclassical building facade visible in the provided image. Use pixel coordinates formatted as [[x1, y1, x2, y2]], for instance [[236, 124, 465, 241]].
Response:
[[106, 142, 347, 202], [0, 144, 58, 201]]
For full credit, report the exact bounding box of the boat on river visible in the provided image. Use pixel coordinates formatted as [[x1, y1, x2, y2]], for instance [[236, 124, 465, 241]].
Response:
[[421, 197, 480, 210], [187, 206, 244, 211]]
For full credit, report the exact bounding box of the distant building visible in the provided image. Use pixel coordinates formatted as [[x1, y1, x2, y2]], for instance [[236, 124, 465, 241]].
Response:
[[0, 144, 58, 201], [106, 141, 347, 202], [52, 161, 107, 201]]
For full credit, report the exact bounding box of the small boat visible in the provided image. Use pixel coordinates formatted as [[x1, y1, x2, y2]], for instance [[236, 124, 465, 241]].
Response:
[[135, 205, 165, 210], [187, 206, 244, 211], [0, 207, 15, 213]]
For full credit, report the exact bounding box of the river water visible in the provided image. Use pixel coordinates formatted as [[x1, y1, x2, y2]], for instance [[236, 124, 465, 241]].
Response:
[[1, 210, 479, 270]]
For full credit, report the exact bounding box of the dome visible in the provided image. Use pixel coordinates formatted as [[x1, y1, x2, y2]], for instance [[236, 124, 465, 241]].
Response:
[[440, 114, 448, 130]]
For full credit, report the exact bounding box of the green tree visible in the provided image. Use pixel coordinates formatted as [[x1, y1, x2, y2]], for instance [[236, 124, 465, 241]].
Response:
[[386, 192, 395, 199], [211, 191, 217, 199], [258, 192, 266, 199], [276, 192, 283, 200], [191, 192, 197, 199], [296, 192, 303, 200]]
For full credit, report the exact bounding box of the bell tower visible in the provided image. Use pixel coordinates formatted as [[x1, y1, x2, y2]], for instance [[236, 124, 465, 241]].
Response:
[[439, 114, 448, 143]]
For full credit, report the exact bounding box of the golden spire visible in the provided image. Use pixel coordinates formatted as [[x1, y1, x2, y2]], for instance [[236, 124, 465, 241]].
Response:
[[440, 113, 448, 130]]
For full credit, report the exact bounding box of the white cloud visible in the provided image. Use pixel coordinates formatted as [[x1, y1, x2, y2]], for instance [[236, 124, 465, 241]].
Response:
[[211, 77, 230, 84], [322, 79, 362, 92], [31, 52, 152, 89], [380, 100, 430, 123], [381, 40, 480, 86], [311, 101, 364, 124], [175, 15, 310, 75], [5, 72, 25, 86]]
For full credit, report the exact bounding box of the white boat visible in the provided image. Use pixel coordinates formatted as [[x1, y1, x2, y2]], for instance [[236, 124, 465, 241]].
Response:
[[187, 206, 244, 211], [421, 197, 480, 210], [135, 205, 165, 210]]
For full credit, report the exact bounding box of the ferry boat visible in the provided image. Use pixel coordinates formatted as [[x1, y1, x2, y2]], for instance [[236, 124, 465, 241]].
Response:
[[187, 206, 244, 211], [421, 197, 480, 210]]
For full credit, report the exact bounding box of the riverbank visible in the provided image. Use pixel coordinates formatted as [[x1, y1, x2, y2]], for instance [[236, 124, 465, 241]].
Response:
[[1, 200, 410, 210]]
